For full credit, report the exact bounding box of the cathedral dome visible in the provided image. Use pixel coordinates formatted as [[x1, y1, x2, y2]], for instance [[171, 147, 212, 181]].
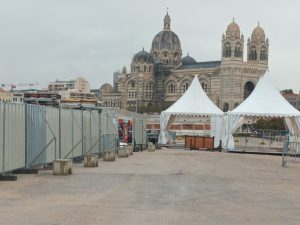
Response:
[[150, 12, 182, 66], [132, 49, 153, 64], [151, 30, 181, 52], [226, 20, 240, 38], [181, 54, 196, 65], [251, 24, 266, 42]]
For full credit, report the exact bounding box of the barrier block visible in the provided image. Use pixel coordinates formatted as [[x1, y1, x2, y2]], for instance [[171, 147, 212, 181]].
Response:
[[53, 159, 73, 175], [103, 151, 116, 161], [84, 154, 99, 167], [148, 143, 155, 152], [118, 147, 129, 158]]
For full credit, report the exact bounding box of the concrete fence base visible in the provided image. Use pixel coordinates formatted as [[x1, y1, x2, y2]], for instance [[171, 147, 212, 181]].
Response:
[[53, 159, 73, 175], [84, 154, 99, 167], [148, 142, 156, 152], [103, 151, 116, 161], [128, 145, 133, 155], [118, 147, 129, 158]]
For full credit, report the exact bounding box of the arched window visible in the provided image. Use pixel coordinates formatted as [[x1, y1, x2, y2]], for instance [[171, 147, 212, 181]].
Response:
[[223, 103, 229, 112], [249, 46, 257, 60], [144, 65, 147, 72], [149, 66, 152, 72], [167, 83, 176, 93], [234, 42, 242, 57], [223, 42, 231, 58], [130, 81, 135, 88], [260, 46, 267, 61], [244, 81, 255, 100], [201, 81, 208, 92], [182, 82, 189, 93]]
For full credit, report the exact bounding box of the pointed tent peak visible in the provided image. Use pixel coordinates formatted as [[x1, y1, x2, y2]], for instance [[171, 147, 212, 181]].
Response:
[[163, 75, 223, 116], [230, 72, 300, 117]]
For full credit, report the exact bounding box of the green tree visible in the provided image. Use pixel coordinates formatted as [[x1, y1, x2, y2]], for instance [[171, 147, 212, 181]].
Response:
[[252, 118, 285, 130], [281, 89, 294, 94]]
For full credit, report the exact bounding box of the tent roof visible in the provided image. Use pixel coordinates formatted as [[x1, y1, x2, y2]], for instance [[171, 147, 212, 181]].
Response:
[[162, 75, 224, 116], [229, 74, 300, 117]]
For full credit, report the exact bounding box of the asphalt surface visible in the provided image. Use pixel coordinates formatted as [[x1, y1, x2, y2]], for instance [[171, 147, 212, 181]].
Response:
[[1, 148, 300, 225]]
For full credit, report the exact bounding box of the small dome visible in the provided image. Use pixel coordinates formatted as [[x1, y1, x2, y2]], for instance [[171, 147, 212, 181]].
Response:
[[226, 20, 240, 38], [132, 49, 153, 64], [251, 24, 266, 42], [181, 54, 196, 65], [100, 83, 113, 94]]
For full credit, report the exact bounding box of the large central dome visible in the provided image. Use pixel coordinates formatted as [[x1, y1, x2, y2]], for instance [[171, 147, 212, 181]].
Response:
[[150, 13, 182, 67]]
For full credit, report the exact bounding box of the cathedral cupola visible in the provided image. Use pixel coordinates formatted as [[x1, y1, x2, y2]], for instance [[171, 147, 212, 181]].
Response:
[[247, 22, 269, 64], [164, 12, 171, 30], [222, 18, 244, 61], [150, 12, 182, 67]]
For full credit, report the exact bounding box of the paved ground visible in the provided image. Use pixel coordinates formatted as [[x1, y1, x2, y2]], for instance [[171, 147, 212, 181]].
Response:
[[1, 149, 300, 225]]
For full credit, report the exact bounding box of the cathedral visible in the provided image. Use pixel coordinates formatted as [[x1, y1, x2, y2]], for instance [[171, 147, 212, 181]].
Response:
[[100, 13, 269, 113]]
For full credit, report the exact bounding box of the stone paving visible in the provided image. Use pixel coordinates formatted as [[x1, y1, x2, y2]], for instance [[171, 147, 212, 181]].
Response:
[[1, 149, 300, 225]]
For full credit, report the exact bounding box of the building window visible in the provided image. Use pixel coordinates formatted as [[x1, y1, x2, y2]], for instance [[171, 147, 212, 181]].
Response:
[[223, 42, 231, 58], [182, 82, 189, 93], [168, 83, 176, 93], [223, 103, 229, 112], [201, 82, 208, 92]]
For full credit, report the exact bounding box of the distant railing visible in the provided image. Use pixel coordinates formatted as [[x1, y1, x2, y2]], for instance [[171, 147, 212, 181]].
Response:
[[282, 142, 300, 167]]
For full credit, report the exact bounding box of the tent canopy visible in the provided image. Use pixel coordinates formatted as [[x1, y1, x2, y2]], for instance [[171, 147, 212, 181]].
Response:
[[159, 75, 224, 146], [229, 74, 300, 117], [224, 73, 300, 150], [163, 75, 223, 116]]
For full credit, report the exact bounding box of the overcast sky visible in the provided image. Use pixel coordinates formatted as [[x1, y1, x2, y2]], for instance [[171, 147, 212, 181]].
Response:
[[0, 0, 299, 91]]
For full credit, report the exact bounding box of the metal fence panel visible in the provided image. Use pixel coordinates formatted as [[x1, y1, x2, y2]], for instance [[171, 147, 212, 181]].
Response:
[[101, 134, 118, 153], [45, 107, 59, 163], [83, 110, 91, 155], [133, 118, 147, 146], [0, 103, 26, 173], [26, 104, 47, 167], [60, 109, 73, 158], [0, 102, 3, 173], [90, 110, 100, 154], [72, 110, 84, 157]]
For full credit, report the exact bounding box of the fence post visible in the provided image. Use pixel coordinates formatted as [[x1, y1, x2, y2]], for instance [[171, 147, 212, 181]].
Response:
[[90, 110, 92, 152], [81, 110, 84, 156], [98, 109, 102, 155], [58, 107, 62, 159], [2, 102, 6, 175], [282, 142, 289, 167], [71, 110, 74, 159], [24, 103, 28, 168]]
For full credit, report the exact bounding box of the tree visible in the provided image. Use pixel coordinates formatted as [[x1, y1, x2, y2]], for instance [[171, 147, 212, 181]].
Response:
[[252, 118, 285, 130], [281, 89, 294, 94]]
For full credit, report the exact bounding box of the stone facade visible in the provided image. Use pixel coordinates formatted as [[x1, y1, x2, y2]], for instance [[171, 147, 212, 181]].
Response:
[[101, 14, 269, 112]]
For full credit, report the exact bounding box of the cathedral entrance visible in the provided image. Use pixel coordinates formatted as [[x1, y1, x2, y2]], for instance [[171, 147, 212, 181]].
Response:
[[244, 81, 255, 100]]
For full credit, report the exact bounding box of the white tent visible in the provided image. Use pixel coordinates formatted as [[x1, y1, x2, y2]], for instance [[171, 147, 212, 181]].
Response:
[[159, 75, 224, 147], [224, 74, 300, 150]]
